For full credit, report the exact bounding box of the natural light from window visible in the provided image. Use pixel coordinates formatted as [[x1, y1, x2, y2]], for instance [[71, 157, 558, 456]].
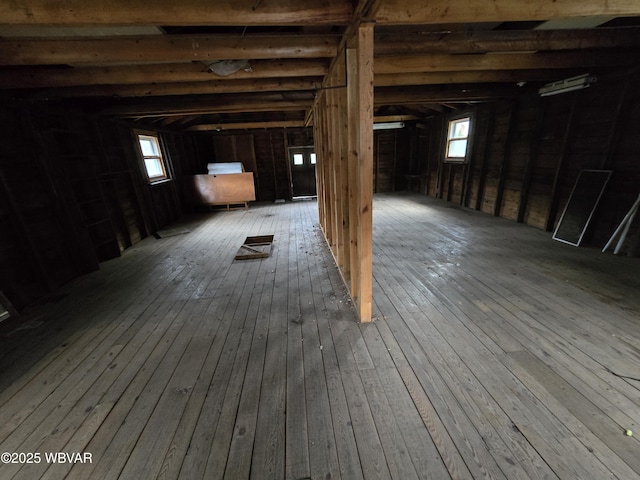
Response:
[[446, 117, 470, 161], [138, 134, 168, 182]]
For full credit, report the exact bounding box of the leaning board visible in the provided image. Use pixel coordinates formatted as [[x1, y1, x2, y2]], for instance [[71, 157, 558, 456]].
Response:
[[553, 169, 611, 246]]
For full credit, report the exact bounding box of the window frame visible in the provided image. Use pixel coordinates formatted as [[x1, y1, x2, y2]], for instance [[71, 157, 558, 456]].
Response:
[[136, 132, 170, 184], [444, 114, 473, 164]]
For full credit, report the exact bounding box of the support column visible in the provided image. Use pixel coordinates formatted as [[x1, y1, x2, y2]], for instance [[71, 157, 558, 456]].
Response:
[[347, 23, 374, 322]]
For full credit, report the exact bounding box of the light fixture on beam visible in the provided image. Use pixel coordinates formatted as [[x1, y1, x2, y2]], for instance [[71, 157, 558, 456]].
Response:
[[538, 73, 596, 97], [373, 121, 405, 130]]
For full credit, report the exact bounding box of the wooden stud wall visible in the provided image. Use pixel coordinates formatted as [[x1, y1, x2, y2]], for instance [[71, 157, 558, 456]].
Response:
[[314, 24, 374, 322]]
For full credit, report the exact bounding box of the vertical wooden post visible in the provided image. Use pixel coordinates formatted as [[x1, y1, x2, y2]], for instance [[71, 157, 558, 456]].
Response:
[[494, 100, 518, 217], [337, 52, 351, 281], [348, 23, 374, 322], [517, 100, 546, 223]]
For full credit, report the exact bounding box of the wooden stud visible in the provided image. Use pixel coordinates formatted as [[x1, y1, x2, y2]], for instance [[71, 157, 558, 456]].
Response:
[[494, 101, 518, 217], [545, 94, 578, 232], [354, 24, 374, 322], [517, 100, 546, 223]]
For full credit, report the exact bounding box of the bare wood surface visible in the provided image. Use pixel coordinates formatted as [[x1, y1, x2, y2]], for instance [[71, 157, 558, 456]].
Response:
[[1, 195, 639, 479]]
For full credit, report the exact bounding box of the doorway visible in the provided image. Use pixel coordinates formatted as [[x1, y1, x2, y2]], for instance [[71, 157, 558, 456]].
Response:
[[289, 146, 317, 197]]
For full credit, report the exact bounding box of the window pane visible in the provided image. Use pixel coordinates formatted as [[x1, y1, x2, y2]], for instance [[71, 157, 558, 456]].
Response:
[[139, 136, 159, 156], [310, 153, 317, 164], [144, 158, 164, 178], [293, 153, 304, 165], [447, 139, 468, 158], [448, 118, 470, 140]]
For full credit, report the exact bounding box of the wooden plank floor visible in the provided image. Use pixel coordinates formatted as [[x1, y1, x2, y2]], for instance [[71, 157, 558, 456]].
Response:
[[1, 193, 639, 480]]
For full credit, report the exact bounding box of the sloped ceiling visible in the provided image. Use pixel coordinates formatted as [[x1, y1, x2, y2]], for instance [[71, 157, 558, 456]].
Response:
[[1, 0, 639, 131]]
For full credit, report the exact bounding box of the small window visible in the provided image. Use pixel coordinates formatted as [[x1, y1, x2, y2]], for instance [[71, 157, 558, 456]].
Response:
[[137, 134, 168, 182], [445, 117, 471, 162], [293, 153, 304, 166], [310, 153, 317, 165]]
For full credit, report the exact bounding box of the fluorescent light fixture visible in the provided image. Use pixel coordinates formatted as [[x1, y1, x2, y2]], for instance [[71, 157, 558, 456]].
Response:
[[538, 73, 596, 97], [373, 121, 405, 130]]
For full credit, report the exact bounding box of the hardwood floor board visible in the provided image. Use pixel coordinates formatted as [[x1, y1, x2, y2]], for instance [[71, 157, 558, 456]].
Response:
[[302, 321, 341, 480], [419, 232, 640, 422], [435, 260, 640, 436], [372, 271, 514, 480], [69, 300, 199, 480], [0, 294, 190, 453], [285, 208, 310, 480], [374, 365, 450, 480], [325, 372, 365, 480], [297, 213, 341, 480], [308, 222, 365, 480], [0, 212, 228, 418], [339, 366, 392, 480], [38, 400, 116, 480], [224, 223, 281, 479], [376, 194, 640, 476], [504, 351, 640, 478], [2, 195, 639, 480], [250, 211, 290, 479], [374, 218, 622, 480], [74, 221, 251, 480], [372, 215, 588, 478], [250, 328, 287, 480], [359, 367, 420, 480], [197, 263, 269, 479], [118, 306, 227, 479], [223, 286, 269, 480]]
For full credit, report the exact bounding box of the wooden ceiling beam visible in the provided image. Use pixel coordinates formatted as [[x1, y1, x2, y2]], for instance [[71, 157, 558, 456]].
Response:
[[0, 0, 352, 26], [375, 27, 640, 55], [0, 34, 340, 66], [374, 85, 519, 106], [375, 51, 638, 75], [99, 92, 314, 117], [188, 120, 306, 131], [374, 69, 584, 87], [0, 59, 329, 89], [29, 77, 323, 98], [376, 0, 640, 24]]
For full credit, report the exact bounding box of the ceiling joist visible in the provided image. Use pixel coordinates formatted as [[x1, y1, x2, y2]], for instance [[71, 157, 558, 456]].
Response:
[[0, 34, 340, 66], [1, 0, 638, 129], [0, 59, 330, 89], [375, 27, 640, 55], [375, 0, 640, 24], [375, 51, 639, 75], [0, 0, 353, 26]]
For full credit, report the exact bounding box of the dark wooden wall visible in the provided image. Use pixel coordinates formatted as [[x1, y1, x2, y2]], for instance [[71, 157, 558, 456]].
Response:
[[188, 128, 314, 202], [0, 102, 189, 313], [416, 68, 640, 256]]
